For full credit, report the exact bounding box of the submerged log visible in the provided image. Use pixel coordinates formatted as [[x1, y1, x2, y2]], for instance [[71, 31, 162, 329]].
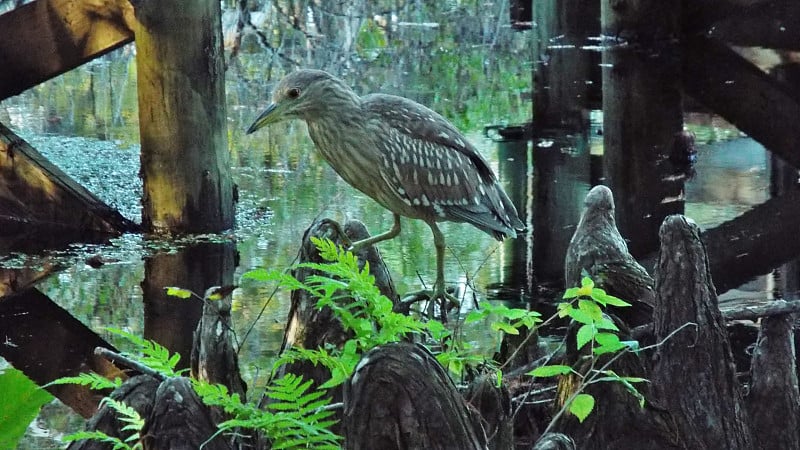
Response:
[[746, 313, 800, 449], [343, 342, 486, 450], [0, 288, 122, 418], [652, 215, 752, 449], [0, 122, 138, 234]]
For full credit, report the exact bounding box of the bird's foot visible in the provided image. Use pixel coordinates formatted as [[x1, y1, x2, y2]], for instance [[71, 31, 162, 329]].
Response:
[[401, 286, 459, 321]]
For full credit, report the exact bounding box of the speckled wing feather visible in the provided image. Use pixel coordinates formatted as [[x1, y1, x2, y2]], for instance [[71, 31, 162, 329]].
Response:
[[363, 94, 521, 238]]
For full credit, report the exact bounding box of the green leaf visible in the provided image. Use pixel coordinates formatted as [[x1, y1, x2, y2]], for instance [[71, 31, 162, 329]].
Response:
[[491, 321, 519, 335], [569, 393, 595, 422], [596, 291, 631, 307], [595, 317, 619, 331], [165, 287, 192, 299], [562, 287, 581, 299], [528, 365, 573, 377], [577, 299, 603, 321], [465, 308, 488, 323], [0, 369, 54, 450], [593, 333, 626, 355], [576, 324, 595, 350], [568, 308, 594, 325]]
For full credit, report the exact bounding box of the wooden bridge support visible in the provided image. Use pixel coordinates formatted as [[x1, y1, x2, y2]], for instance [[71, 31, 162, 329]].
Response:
[[601, 0, 685, 257], [0, 0, 134, 101], [133, 0, 234, 234], [530, 0, 596, 281]]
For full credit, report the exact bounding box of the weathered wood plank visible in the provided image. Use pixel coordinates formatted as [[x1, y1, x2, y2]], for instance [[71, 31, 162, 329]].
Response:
[[703, 188, 800, 293], [0, 0, 135, 100], [0, 122, 138, 233]]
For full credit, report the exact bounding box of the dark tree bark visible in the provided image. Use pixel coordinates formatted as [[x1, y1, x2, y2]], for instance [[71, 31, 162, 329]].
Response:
[[68, 375, 161, 450], [273, 218, 399, 390], [343, 342, 486, 450], [191, 287, 246, 399], [652, 215, 752, 449], [463, 374, 513, 450], [746, 313, 800, 449], [141, 377, 231, 450], [533, 433, 575, 450]]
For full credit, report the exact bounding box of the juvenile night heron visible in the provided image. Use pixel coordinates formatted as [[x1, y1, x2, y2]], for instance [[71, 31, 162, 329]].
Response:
[[246, 69, 524, 301]]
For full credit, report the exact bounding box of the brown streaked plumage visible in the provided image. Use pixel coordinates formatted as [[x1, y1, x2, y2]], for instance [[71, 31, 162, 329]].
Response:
[[247, 69, 524, 301]]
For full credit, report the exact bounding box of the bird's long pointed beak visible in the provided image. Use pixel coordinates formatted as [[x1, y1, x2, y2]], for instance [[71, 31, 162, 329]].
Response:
[[246, 103, 279, 134]]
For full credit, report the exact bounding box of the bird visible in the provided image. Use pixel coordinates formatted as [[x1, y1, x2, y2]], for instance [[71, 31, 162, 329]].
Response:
[[246, 69, 524, 303], [564, 185, 654, 328]]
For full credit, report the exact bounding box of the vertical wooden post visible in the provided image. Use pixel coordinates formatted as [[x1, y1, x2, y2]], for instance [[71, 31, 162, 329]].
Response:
[[531, 0, 598, 282], [601, 0, 684, 257], [133, 0, 234, 234]]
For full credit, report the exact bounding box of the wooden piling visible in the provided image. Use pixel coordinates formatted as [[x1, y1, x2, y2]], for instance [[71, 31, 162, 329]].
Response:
[[601, 0, 684, 257], [530, 0, 597, 281], [133, 0, 234, 234]]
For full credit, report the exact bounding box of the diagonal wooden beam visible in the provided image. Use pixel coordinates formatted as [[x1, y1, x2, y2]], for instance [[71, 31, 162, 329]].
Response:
[[0, 121, 138, 233], [683, 36, 800, 169], [0, 0, 135, 100]]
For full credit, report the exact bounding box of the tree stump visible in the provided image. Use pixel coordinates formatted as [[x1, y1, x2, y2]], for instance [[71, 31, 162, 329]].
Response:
[[652, 215, 752, 449], [342, 342, 486, 450], [67, 375, 160, 450], [564, 185, 654, 329], [273, 218, 399, 391], [140, 377, 230, 450], [463, 374, 513, 450], [746, 313, 800, 449], [190, 287, 246, 399]]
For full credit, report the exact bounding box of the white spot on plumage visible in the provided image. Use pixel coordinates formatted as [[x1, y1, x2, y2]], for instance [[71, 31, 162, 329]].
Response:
[[439, 173, 445, 185], [412, 198, 420, 206], [421, 194, 430, 206], [413, 170, 418, 184], [434, 204, 445, 217], [428, 172, 435, 185]]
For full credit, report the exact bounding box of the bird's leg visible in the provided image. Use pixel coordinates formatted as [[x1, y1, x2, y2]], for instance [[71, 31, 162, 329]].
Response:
[[348, 213, 402, 252], [429, 222, 459, 320]]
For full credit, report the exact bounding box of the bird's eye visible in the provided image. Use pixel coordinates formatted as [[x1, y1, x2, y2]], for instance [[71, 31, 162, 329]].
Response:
[[287, 88, 300, 99]]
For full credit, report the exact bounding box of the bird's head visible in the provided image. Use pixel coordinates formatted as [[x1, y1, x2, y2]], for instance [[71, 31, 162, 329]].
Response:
[[246, 69, 357, 134]]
